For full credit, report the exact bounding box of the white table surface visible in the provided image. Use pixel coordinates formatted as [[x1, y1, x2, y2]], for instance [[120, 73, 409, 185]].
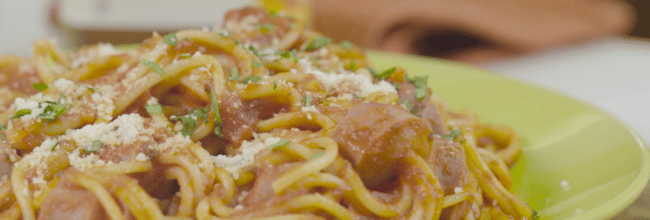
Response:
[[483, 37, 650, 144]]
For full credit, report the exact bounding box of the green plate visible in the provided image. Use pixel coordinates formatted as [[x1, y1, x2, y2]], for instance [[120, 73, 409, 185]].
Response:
[[368, 51, 650, 220]]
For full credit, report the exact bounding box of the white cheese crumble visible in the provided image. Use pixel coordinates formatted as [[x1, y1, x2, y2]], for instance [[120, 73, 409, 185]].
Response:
[[298, 59, 396, 97], [66, 113, 151, 148], [453, 187, 463, 194], [211, 134, 280, 179], [135, 153, 149, 161]]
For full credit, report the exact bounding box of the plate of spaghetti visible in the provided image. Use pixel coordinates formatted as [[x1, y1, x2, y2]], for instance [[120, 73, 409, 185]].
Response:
[[0, 6, 648, 220]]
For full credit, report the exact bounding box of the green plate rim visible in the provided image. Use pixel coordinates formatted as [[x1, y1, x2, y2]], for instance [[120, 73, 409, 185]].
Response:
[[367, 51, 650, 220]]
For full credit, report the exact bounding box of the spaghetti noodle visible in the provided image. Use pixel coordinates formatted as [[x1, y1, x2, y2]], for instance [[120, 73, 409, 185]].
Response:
[[0, 7, 533, 220]]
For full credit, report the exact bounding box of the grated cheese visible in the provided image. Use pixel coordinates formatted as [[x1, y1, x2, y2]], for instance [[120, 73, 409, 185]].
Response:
[[211, 134, 280, 179], [298, 58, 396, 97]]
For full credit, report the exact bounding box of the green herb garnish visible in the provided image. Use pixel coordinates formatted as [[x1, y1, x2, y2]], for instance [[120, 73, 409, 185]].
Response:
[[140, 59, 165, 76], [86, 140, 103, 153], [302, 94, 313, 107], [305, 37, 332, 51], [179, 53, 192, 58], [145, 104, 163, 115], [248, 46, 260, 56], [341, 40, 353, 50], [51, 141, 59, 151], [415, 87, 427, 101], [269, 9, 278, 17], [374, 67, 396, 80], [33, 83, 48, 91], [241, 76, 262, 84], [11, 109, 32, 119], [442, 129, 461, 141], [393, 82, 400, 90], [38, 101, 66, 121], [87, 86, 98, 93], [46, 55, 55, 70], [229, 67, 240, 81], [280, 49, 298, 63], [252, 60, 262, 68], [171, 107, 211, 137], [267, 139, 289, 150], [273, 82, 277, 90], [260, 23, 275, 34], [163, 33, 178, 46], [210, 91, 224, 138]]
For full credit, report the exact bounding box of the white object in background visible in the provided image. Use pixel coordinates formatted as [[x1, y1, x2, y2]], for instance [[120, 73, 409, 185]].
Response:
[[0, 0, 67, 56], [59, 0, 255, 31], [483, 37, 650, 143]]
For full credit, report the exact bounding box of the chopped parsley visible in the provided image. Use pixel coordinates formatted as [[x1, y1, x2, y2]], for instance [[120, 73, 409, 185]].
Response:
[[193, 107, 211, 123], [415, 87, 427, 101], [219, 31, 229, 38], [410, 75, 429, 87], [179, 53, 192, 58], [11, 109, 32, 119], [46, 55, 55, 70], [51, 141, 59, 151], [267, 139, 289, 150], [145, 104, 163, 115], [210, 91, 223, 138], [269, 9, 278, 17], [163, 33, 178, 46], [407, 75, 429, 101], [279, 49, 298, 63], [373, 67, 396, 80], [393, 82, 400, 90], [302, 94, 313, 107], [260, 23, 275, 34], [241, 76, 262, 84], [228, 67, 240, 81], [273, 81, 277, 90], [305, 37, 332, 51], [38, 100, 66, 122], [85, 140, 103, 153], [32, 83, 48, 91], [442, 129, 461, 141], [171, 107, 211, 137], [341, 40, 353, 50], [532, 210, 539, 220], [398, 99, 418, 116], [248, 46, 260, 57], [347, 59, 357, 70], [460, 139, 466, 145], [310, 152, 324, 160], [0, 124, 5, 140], [140, 59, 165, 76], [252, 60, 262, 68], [87, 86, 98, 93]]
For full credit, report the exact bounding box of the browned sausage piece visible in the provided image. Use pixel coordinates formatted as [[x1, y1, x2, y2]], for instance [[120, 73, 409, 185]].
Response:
[[331, 103, 432, 188], [38, 178, 108, 220]]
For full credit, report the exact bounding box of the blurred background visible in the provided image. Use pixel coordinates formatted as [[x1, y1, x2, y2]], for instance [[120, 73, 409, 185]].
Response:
[[0, 0, 642, 65]]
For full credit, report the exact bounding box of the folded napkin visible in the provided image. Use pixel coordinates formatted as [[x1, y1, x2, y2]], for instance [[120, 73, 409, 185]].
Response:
[[312, 0, 634, 65]]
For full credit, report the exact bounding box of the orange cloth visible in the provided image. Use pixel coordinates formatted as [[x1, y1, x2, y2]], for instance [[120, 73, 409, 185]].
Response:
[[312, 0, 634, 65]]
